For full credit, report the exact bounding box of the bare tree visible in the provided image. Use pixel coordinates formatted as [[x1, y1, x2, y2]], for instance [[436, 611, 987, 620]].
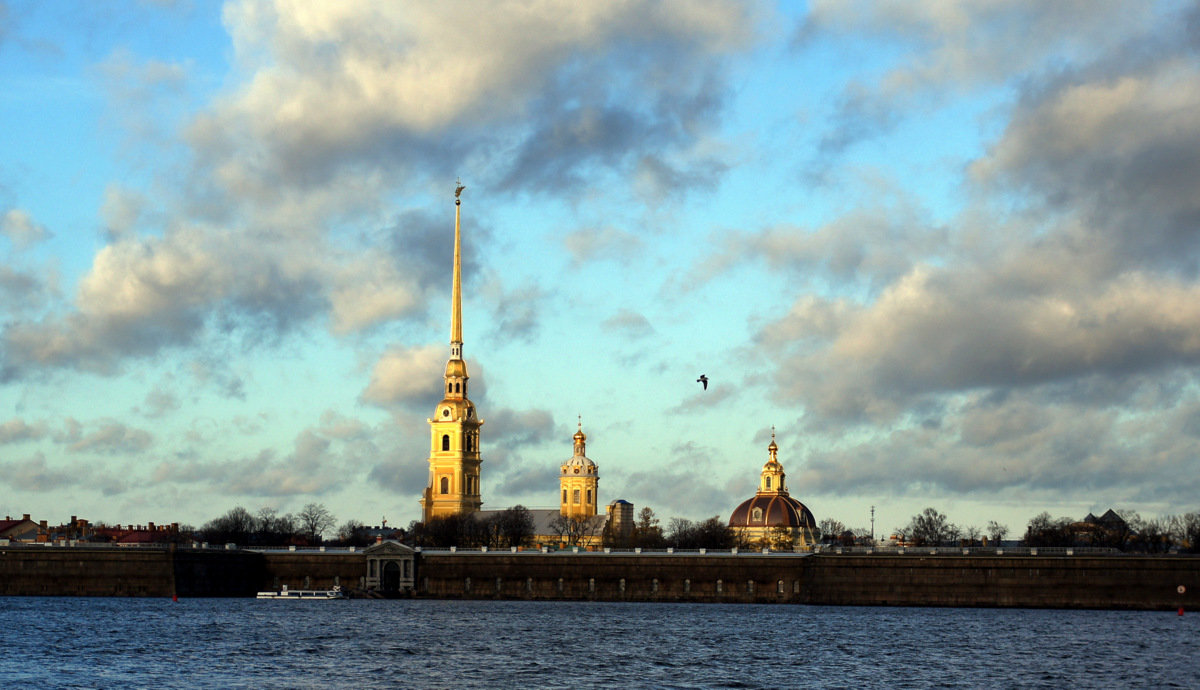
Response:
[[963, 525, 983, 546], [550, 513, 604, 547], [819, 518, 846, 545], [297, 503, 336, 543], [903, 508, 957, 546], [986, 521, 1009, 545]]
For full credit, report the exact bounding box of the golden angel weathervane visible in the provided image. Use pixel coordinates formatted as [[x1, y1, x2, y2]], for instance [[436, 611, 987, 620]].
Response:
[[455, 178, 465, 199]]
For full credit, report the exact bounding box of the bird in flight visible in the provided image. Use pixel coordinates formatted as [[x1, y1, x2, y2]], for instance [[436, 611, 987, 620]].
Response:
[[697, 374, 708, 390]]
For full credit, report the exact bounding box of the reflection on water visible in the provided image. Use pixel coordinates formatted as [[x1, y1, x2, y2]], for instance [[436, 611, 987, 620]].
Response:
[[1, 598, 1197, 689]]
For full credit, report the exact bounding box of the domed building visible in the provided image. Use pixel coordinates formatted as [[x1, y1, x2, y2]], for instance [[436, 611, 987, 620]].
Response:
[[728, 432, 817, 550], [560, 420, 599, 520]]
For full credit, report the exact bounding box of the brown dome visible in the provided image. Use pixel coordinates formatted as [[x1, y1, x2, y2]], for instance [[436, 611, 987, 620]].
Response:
[[729, 494, 816, 529]]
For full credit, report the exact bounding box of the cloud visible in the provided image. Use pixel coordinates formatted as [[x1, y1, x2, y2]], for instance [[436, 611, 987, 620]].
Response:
[[564, 227, 643, 266], [697, 190, 947, 292], [1, 209, 51, 249], [768, 268, 1200, 422], [155, 422, 375, 498], [971, 59, 1200, 275], [67, 421, 153, 454], [1, 453, 81, 492], [141, 387, 180, 418], [361, 345, 446, 408], [192, 1, 758, 197], [601, 309, 655, 338], [0, 263, 55, 316], [485, 281, 546, 344], [0, 417, 46, 444], [801, 0, 1165, 152], [792, 389, 1200, 507]]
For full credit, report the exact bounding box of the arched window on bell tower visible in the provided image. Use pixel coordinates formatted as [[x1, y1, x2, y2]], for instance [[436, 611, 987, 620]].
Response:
[[442, 434, 450, 451]]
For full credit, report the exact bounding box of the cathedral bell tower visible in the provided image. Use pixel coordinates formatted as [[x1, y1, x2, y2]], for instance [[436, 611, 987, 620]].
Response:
[[420, 183, 484, 522], [560, 418, 599, 519]]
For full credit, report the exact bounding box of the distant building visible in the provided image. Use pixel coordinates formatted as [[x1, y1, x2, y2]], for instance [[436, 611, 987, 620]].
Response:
[[605, 499, 634, 542], [727, 431, 818, 550], [0, 515, 39, 542]]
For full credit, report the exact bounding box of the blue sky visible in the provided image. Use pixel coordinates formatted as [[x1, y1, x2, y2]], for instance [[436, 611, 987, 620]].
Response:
[[3, 1, 1199, 538]]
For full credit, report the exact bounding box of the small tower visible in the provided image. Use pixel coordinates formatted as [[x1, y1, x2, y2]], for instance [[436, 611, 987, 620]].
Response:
[[560, 418, 599, 519], [759, 432, 786, 494], [420, 182, 484, 522]]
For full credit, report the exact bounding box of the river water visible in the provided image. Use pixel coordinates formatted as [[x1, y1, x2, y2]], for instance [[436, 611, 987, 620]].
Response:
[[1, 597, 1196, 688]]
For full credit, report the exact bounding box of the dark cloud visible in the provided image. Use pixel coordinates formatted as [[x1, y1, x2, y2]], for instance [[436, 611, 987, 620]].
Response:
[[793, 387, 1200, 507]]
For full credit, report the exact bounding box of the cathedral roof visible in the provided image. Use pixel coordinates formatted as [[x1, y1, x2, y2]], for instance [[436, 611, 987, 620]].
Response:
[[728, 494, 816, 529]]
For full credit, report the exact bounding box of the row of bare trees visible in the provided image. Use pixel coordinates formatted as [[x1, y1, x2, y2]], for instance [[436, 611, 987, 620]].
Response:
[[199, 503, 338, 545]]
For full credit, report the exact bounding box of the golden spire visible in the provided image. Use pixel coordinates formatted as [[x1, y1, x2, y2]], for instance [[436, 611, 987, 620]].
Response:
[[450, 180, 464, 358]]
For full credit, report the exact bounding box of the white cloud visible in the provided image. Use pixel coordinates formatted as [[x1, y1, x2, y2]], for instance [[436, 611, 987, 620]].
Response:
[[361, 344, 446, 407]]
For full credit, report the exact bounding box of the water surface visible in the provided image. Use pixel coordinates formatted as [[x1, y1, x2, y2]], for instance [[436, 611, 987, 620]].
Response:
[[1, 598, 1196, 688]]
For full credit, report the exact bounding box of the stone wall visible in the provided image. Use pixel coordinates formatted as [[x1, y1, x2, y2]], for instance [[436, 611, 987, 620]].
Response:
[[0, 546, 365, 597], [3, 545, 1197, 609], [416, 552, 1200, 610]]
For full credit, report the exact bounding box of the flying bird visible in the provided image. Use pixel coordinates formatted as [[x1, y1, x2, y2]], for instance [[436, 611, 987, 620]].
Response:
[[697, 374, 708, 390]]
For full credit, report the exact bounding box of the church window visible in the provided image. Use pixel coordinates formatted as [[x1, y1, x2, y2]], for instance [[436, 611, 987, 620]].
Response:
[[440, 476, 449, 494], [447, 383, 452, 394], [586, 489, 592, 505], [455, 382, 461, 393], [562, 489, 567, 504], [573, 489, 580, 504], [442, 435, 450, 451], [466, 436, 472, 452], [752, 507, 763, 523], [766, 477, 772, 489]]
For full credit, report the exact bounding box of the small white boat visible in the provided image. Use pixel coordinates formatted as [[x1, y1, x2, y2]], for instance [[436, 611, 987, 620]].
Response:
[[256, 584, 346, 600]]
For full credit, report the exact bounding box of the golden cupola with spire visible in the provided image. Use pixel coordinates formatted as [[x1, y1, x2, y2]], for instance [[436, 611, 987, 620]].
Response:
[[560, 419, 599, 519], [420, 182, 484, 522], [728, 430, 817, 550]]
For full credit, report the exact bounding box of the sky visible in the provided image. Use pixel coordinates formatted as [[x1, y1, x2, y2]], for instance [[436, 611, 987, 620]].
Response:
[[2, 0, 1199, 538]]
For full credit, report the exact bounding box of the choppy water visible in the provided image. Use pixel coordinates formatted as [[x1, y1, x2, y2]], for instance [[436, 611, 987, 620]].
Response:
[[1, 597, 1197, 688]]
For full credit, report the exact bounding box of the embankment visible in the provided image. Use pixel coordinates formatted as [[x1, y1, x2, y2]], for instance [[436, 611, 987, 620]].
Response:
[[417, 552, 1199, 610], [2, 545, 1197, 609], [0, 545, 364, 597]]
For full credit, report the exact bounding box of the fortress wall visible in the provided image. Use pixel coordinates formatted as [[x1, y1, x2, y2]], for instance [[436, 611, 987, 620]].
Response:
[[0, 547, 365, 597], [417, 552, 804, 603], [415, 552, 1200, 610], [3, 546, 1197, 609], [257, 552, 365, 592], [800, 554, 1199, 609], [0, 547, 176, 597]]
